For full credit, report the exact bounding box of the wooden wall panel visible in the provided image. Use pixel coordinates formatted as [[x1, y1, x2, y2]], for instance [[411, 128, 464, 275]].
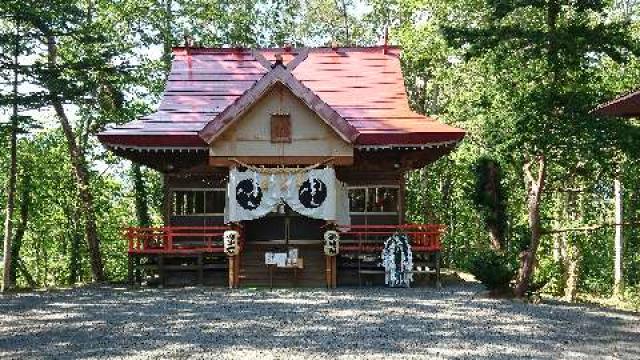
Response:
[[239, 243, 325, 287]]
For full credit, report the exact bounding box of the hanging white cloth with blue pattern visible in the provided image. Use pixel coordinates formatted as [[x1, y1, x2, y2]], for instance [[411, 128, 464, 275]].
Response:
[[225, 167, 349, 225]]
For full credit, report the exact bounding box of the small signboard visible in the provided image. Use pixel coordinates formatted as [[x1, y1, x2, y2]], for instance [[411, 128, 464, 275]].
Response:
[[265, 249, 302, 268]]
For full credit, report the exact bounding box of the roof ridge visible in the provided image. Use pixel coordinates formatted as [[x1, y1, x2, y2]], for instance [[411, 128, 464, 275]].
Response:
[[593, 86, 640, 113], [173, 45, 401, 55]]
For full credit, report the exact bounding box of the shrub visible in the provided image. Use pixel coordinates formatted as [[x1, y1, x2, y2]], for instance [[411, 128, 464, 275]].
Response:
[[469, 250, 517, 292], [624, 286, 640, 312], [534, 257, 564, 296]]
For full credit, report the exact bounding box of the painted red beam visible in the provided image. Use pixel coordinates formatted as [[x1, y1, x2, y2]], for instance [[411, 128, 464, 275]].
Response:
[[125, 226, 232, 254], [338, 223, 444, 253]]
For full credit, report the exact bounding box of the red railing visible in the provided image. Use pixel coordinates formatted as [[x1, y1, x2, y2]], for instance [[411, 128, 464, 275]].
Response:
[[125, 226, 232, 254], [337, 224, 444, 253], [125, 224, 443, 255]]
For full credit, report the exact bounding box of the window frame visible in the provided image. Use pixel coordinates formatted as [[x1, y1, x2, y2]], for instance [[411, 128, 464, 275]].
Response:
[[170, 188, 227, 216], [348, 185, 400, 216]]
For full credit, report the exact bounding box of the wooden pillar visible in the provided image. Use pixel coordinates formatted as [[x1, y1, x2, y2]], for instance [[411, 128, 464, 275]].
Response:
[[128, 254, 134, 286], [228, 256, 235, 288], [325, 255, 337, 289], [197, 253, 204, 285], [325, 256, 331, 288], [162, 173, 171, 226], [228, 255, 240, 288], [135, 256, 142, 284], [159, 255, 166, 287], [435, 251, 441, 289], [398, 170, 407, 224], [331, 256, 337, 288], [235, 254, 241, 287]]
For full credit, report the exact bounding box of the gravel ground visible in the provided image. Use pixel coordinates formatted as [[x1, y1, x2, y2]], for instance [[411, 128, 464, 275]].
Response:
[[0, 283, 638, 360]]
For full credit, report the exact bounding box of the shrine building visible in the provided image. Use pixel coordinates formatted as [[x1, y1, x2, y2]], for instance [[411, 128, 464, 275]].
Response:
[[98, 45, 465, 288]]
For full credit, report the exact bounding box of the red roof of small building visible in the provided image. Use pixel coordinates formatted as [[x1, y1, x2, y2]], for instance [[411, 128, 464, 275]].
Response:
[[98, 46, 465, 148], [593, 89, 640, 117]]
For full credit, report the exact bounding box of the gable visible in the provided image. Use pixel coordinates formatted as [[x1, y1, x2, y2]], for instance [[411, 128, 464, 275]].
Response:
[[199, 65, 359, 145], [209, 83, 353, 166]]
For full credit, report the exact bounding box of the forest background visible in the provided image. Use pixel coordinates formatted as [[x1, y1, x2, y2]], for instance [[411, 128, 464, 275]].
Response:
[[1, 0, 639, 308]]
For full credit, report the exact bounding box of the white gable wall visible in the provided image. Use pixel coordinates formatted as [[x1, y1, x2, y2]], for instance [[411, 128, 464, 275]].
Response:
[[209, 83, 353, 162]]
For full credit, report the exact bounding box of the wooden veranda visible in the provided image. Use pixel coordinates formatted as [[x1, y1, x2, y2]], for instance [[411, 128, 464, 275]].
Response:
[[125, 224, 444, 288]]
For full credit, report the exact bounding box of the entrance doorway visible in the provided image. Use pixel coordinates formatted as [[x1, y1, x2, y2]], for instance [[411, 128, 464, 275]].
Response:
[[239, 205, 326, 287], [243, 205, 325, 244]]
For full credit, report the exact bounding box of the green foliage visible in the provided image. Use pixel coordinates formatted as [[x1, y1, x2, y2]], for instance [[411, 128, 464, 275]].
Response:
[[0, 0, 638, 304], [534, 256, 564, 296], [624, 285, 640, 311], [469, 249, 517, 292]]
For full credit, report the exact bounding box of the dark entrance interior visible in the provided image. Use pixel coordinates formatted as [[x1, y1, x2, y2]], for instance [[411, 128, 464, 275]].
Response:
[[243, 205, 325, 243], [240, 205, 326, 287]]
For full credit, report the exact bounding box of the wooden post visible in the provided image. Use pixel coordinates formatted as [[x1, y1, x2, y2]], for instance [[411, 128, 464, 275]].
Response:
[[398, 171, 406, 224], [159, 255, 166, 287], [325, 256, 337, 289], [135, 255, 142, 284], [228, 256, 235, 289], [235, 254, 241, 287], [614, 178, 624, 298], [325, 256, 331, 288], [435, 251, 441, 289], [197, 253, 204, 285], [128, 254, 134, 286], [162, 174, 171, 226], [331, 256, 337, 288], [228, 255, 240, 289]]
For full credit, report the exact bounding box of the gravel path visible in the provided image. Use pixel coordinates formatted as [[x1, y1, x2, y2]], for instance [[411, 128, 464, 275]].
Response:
[[0, 283, 638, 359]]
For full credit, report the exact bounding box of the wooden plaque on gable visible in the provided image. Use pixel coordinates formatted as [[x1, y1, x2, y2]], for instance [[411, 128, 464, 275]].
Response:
[[271, 113, 292, 143]]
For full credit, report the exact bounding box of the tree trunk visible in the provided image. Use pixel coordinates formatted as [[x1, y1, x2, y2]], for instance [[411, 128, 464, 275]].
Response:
[[68, 206, 83, 285], [614, 178, 624, 298], [563, 239, 581, 302], [46, 35, 105, 282], [15, 258, 36, 288], [514, 156, 547, 297], [162, 0, 173, 70], [2, 18, 21, 293], [335, 0, 350, 44], [9, 172, 31, 285], [487, 228, 503, 251], [552, 192, 566, 263]]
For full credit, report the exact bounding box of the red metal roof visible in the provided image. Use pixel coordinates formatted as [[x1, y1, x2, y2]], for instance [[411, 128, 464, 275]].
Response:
[[593, 89, 640, 117], [98, 46, 465, 148]]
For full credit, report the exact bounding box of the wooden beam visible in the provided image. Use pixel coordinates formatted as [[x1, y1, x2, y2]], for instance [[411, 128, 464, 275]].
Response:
[[209, 156, 353, 167]]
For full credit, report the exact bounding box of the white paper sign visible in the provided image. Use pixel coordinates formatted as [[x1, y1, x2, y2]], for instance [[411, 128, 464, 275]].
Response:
[[273, 253, 287, 267], [265, 252, 275, 265]]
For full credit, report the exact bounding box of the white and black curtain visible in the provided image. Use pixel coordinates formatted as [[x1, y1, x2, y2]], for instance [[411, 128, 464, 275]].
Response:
[[225, 167, 349, 225]]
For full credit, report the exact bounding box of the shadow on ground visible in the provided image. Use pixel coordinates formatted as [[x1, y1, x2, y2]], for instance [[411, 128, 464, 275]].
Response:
[[0, 283, 638, 359]]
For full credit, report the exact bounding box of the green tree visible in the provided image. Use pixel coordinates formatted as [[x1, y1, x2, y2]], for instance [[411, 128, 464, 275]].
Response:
[[442, 0, 640, 296]]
